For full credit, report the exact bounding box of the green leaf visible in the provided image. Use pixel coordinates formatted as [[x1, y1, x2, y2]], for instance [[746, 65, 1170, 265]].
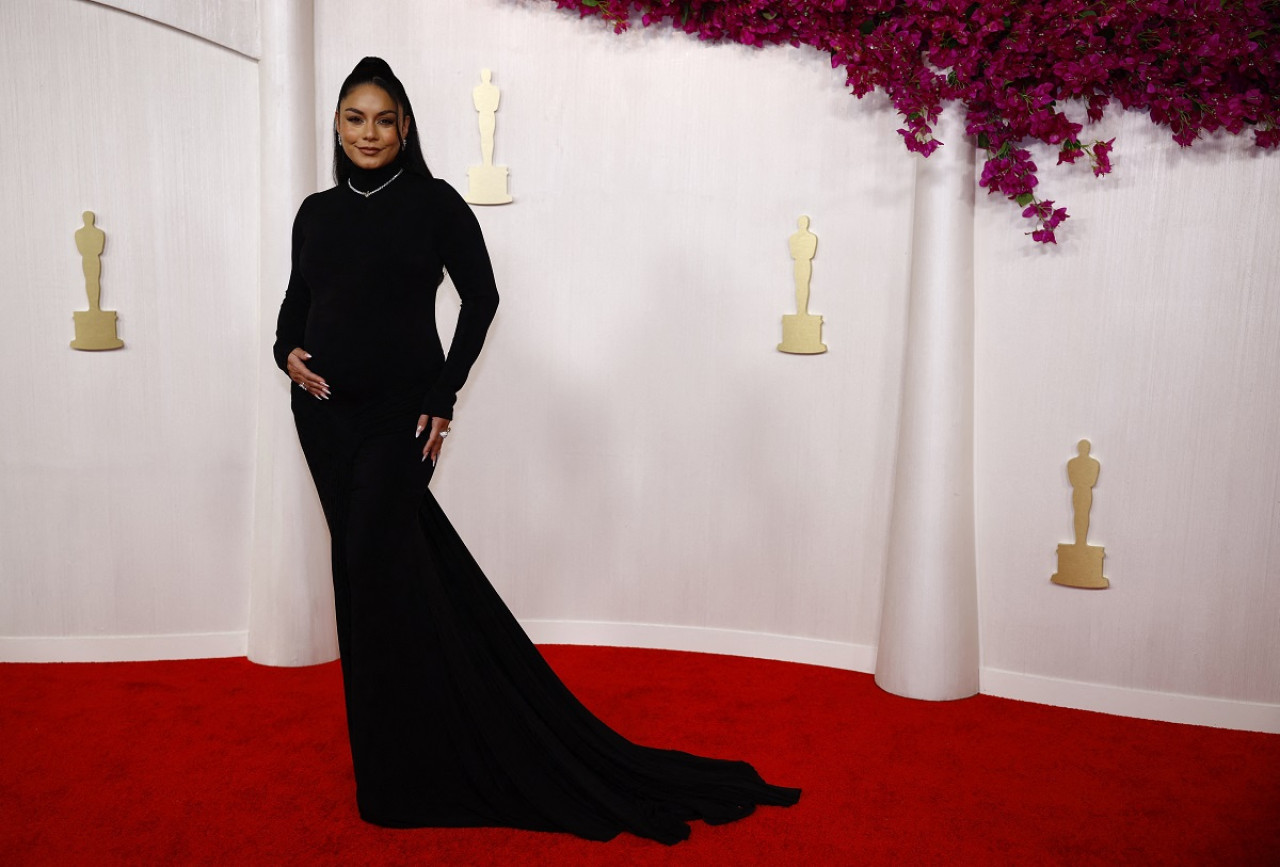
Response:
[[582, 0, 598, 6], [1015, 193, 1035, 207], [977, 133, 990, 149], [762, 10, 777, 20]]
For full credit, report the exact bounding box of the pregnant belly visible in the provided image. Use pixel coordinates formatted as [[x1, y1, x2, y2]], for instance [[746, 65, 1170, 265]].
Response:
[[304, 326, 440, 398]]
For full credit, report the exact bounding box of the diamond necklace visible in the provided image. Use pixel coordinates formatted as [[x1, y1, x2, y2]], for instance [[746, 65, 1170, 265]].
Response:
[[348, 168, 404, 198]]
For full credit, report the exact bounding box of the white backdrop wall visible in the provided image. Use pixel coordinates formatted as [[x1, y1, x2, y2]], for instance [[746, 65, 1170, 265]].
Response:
[[0, 0, 259, 659], [86, 0, 261, 57], [974, 110, 1280, 715], [2, 0, 1277, 730]]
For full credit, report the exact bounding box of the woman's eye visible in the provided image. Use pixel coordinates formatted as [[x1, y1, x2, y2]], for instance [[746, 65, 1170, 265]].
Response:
[[378, 118, 395, 126], [345, 116, 362, 125]]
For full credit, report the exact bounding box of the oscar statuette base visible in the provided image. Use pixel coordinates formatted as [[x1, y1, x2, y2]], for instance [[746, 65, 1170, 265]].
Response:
[[70, 309, 124, 351], [778, 313, 826, 355], [465, 165, 512, 205], [1051, 543, 1108, 589]]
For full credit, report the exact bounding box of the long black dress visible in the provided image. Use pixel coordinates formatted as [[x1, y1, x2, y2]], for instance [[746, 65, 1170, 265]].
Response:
[[273, 161, 800, 845]]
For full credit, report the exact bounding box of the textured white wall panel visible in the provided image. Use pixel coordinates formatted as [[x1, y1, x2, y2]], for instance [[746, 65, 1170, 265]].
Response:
[[0, 0, 259, 644], [85, 0, 261, 58], [975, 111, 1280, 705]]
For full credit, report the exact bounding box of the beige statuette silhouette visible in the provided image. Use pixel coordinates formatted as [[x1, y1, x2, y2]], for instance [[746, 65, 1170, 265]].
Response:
[[71, 211, 124, 351], [464, 68, 512, 205], [777, 216, 826, 354], [1051, 439, 1108, 589]]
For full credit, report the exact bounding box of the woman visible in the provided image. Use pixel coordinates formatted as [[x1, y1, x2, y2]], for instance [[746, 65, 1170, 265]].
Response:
[[274, 56, 799, 845]]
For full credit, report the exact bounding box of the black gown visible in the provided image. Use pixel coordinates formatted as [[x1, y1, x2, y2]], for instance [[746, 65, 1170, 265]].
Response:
[[273, 161, 800, 844]]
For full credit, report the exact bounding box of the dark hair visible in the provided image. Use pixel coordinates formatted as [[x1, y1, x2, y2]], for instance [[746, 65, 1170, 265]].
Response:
[[332, 56, 433, 183]]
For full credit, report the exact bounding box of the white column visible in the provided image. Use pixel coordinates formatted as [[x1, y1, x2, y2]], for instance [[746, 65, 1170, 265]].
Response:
[[875, 108, 980, 700], [248, 0, 335, 666]]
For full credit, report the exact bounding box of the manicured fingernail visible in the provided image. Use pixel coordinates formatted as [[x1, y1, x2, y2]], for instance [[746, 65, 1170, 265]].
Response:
[[415, 426, 424, 438], [431, 457, 437, 467]]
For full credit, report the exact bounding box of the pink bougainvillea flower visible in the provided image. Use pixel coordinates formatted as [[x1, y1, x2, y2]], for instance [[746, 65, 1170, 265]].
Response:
[[1091, 138, 1116, 178]]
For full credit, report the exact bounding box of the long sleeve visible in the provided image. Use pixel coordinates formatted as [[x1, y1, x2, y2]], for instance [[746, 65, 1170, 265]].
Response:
[[421, 181, 500, 420], [272, 201, 312, 373]]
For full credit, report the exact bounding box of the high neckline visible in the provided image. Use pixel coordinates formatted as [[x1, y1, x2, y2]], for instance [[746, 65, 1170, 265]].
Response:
[[347, 161, 404, 195]]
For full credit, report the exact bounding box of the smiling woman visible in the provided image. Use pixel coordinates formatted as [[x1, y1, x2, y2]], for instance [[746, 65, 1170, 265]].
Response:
[[270, 56, 799, 844], [336, 84, 409, 173]]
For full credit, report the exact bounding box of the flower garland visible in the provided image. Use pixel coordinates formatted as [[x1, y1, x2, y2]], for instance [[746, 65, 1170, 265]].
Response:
[[553, 1, 1279, 243]]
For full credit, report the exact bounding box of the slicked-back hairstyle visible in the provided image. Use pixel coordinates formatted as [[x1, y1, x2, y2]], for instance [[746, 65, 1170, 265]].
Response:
[[332, 56, 432, 184]]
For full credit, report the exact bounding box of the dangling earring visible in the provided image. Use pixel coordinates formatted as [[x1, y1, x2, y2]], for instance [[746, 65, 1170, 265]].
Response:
[[401, 136, 407, 152], [335, 131, 342, 149]]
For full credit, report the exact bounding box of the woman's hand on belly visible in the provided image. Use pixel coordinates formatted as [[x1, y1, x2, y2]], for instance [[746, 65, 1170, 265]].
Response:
[[287, 348, 331, 399]]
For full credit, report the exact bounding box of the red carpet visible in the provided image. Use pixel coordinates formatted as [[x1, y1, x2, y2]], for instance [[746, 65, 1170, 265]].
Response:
[[2, 647, 1277, 865]]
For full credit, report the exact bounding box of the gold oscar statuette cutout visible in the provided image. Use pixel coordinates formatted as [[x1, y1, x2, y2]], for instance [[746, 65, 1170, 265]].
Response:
[[70, 211, 124, 351], [777, 216, 827, 354], [1051, 439, 1109, 589], [464, 68, 513, 205]]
